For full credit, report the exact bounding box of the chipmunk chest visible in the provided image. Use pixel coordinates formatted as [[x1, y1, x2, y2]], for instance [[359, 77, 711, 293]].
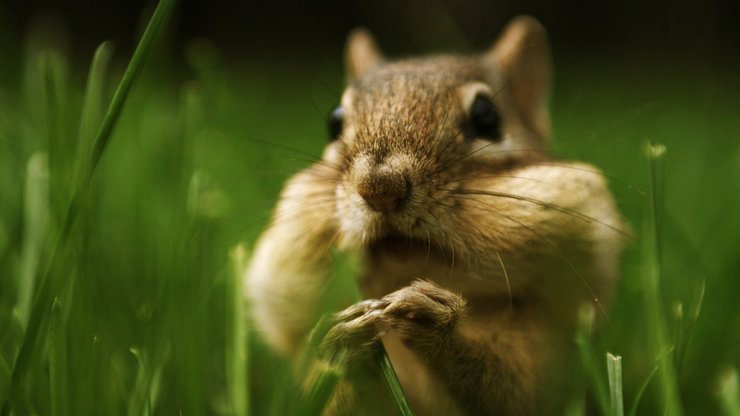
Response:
[[358, 248, 486, 301]]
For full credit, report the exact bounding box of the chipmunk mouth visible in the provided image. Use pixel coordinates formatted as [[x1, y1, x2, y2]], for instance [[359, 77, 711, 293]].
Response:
[[367, 230, 442, 260], [369, 232, 422, 257]]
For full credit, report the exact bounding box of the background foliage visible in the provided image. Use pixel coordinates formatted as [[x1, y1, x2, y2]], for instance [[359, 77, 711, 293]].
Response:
[[0, 1, 738, 414]]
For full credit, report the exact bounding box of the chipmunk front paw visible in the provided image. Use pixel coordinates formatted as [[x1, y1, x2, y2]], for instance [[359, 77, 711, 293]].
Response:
[[382, 280, 467, 350], [320, 280, 466, 364]]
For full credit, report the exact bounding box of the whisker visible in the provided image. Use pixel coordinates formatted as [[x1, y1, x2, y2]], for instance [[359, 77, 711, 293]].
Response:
[[301, 211, 339, 245], [425, 229, 432, 266], [444, 173, 554, 187], [537, 162, 645, 196], [427, 197, 457, 212], [434, 134, 495, 175], [269, 197, 337, 225], [243, 136, 324, 160], [421, 205, 439, 221], [435, 129, 461, 160], [327, 227, 343, 249], [492, 80, 511, 99], [437, 147, 644, 197], [435, 148, 545, 179], [493, 250, 514, 311], [237, 197, 335, 238], [240, 136, 343, 171], [431, 110, 453, 147], [294, 177, 342, 186], [448, 188, 635, 240], [273, 194, 336, 211], [279, 188, 336, 199], [246, 168, 309, 178], [289, 157, 344, 173], [442, 172, 638, 203], [449, 239, 456, 273], [411, 194, 441, 222]]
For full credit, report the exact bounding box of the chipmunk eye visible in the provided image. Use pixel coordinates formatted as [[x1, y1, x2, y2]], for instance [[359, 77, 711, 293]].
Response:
[[470, 94, 501, 141], [328, 106, 344, 141]]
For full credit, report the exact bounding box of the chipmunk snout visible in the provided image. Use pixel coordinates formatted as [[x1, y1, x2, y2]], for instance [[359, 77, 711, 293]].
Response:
[[357, 170, 409, 213]]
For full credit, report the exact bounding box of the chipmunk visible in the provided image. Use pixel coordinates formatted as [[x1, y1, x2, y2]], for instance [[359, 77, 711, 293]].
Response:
[[245, 15, 625, 415]]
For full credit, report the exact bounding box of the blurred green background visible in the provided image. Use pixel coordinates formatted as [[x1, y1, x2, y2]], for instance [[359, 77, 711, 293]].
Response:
[[0, 0, 738, 414]]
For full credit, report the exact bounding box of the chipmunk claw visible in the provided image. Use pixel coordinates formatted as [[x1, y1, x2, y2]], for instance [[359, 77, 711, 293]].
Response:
[[332, 299, 389, 322], [320, 300, 388, 363]]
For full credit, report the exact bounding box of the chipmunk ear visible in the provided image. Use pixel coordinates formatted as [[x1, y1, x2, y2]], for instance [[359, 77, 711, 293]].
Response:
[[345, 28, 385, 82], [488, 16, 552, 140]]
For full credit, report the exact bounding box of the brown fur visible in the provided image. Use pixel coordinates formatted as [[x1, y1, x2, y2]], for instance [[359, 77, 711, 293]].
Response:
[[246, 15, 625, 415]]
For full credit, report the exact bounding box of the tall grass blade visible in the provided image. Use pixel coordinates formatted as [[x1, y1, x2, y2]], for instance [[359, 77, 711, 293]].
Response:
[[316, 250, 415, 415], [85, 0, 175, 176], [607, 353, 623, 416], [675, 276, 705, 374], [300, 358, 344, 416], [48, 298, 69, 416], [642, 142, 683, 415], [42, 51, 72, 224], [379, 351, 414, 416], [0, 356, 9, 410], [74, 41, 114, 183], [16, 153, 49, 326], [127, 348, 164, 416], [628, 365, 658, 416], [574, 304, 609, 416], [294, 250, 415, 414], [0, 1, 177, 413], [227, 245, 249, 416]]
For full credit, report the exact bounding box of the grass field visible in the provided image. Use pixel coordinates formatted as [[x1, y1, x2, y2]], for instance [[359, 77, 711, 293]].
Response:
[[0, 2, 739, 415]]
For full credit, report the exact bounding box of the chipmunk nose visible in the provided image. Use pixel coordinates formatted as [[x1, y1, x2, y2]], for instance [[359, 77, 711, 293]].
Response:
[[357, 171, 409, 213]]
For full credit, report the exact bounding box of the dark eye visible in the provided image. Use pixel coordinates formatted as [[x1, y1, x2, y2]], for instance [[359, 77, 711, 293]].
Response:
[[470, 94, 501, 141], [328, 106, 344, 141]]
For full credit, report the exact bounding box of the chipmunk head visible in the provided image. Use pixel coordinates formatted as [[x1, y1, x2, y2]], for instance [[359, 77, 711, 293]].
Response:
[[324, 16, 554, 252]]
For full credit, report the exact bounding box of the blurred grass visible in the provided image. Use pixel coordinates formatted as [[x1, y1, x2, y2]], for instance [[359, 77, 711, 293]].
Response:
[[0, 3, 739, 415]]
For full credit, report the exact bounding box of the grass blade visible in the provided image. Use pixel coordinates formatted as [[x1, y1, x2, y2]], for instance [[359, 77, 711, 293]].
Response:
[[42, 51, 73, 223], [300, 358, 344, 416], [127, 348, 164, 416], [48, 298, 69, 416], [227, 245, 249, 416], [0, 1, 177, 414], [16, 153, 49, 326], [379, 351, 414, 416], [85, 0, 175, 177], [321, 251, 415, 415], [607, 353, 623, 416], [642, 142, 683, 416], [628, 365, 658, 416], [574, 304, 609, 416], [295, 250, 415, 415], [0, 356, 9, 410], [296, 314, 347, 414], [74, 41, 114, 183]]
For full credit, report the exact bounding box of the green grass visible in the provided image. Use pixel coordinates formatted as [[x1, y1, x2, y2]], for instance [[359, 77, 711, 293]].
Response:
[[0, 2, 739, 415]]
